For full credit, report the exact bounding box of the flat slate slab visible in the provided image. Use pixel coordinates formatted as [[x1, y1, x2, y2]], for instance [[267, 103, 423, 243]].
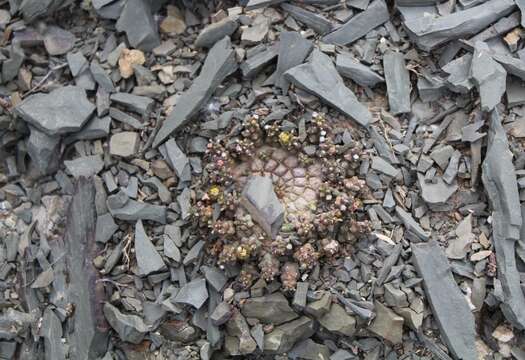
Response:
[[481, 109, 525, 329], [153, 36, 237, 147], [336, 53, 384, 87], [383, 51, 411, 115], [470, 42, 506, 111], [411, 240, 478, 360], [135, 220, 166, 276], [274, 31, 313, 92], [15, 85, 95, 135], [115, 0, 160, 51], [322, 0, 389, 45], [284, 49, 371, 127], [403, 0, 515, 51]]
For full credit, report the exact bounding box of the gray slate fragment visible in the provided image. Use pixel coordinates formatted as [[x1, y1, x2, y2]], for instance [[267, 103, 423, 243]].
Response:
[[178, 187, 192, 221], [383, 51, 411, 115], [202, 266, 227, 292], [135, 220, 166, 276], [27, 126, 60, 175], [43, 25, 75, 56], [470, 42, 506, 111], [64, 155, 104, 178], [174, 278, 209, 309], [284, 49, 372, 127], [371, 156, 400, 178], [403, 0, 516, 51], [482, 109, 525, 329], [110, 93, 154, 116], [241, 293, 298, 324], [289, 339, 330, 360], [395, 206, 430, 240], [368, 301, 404, 344], [319, 303, 356, 337], [442, 54, 475, 93], [110, 132, 140, 157], [164, 138, 191, 181], [109, 199, 166, 224], [322, 0, 389, 45], [42, 308, 66, 360], [411, 241, 478, 360], [195, 17, 239, 48], [240, 44, 279, 79], [336, 53, 384, 87], [245, 0, 287, 10], [418, 174, 458, 205], [103, 303, 148, 344], [116, 0, 160, 51], [2, 44, 24, 83], [183, 240, 205, 265], [264, 317, 315, 354], [19, 0, 73, 22], [90, 61, 115, 93], [15, 86, 95, 135], [66, 116, 111, 143], [153, 37, 237, 147], [280, 3, 333, 35], [241, 176, 284, 239], [95, 213, 118, 244], [274, 31, 313, 92]]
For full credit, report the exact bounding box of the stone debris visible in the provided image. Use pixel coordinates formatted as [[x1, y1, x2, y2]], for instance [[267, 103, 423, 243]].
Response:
[[109, 132, 140, 158], [174, 278, 209, 309], [134, 220, 166, 276], [103, 303, 149, 344], [383, 51, 411, 115], [241, 293, 298, 325], [336, 53, 384, 87]]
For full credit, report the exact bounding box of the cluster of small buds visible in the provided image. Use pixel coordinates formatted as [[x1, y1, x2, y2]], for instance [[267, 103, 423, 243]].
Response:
[[238, 264, 257, 289], [314, 209, 343, 233], [259, 253, 280, 281], [294, 243, 320, 270], [321, 238, 340, 257], [212, 220, 236, 237], [270, 235, 292, 256], [280, 262, 300, 291]]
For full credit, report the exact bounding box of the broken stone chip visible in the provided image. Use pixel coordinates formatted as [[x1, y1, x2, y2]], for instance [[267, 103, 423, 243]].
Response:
[[116, 0, 160, 51], [241, 176, 284, 239], [383, 51, 411, 115], [241, 293, 297, 324], [134, 220, 166, 276], [174, 278, 209, 309], [103, 303, 149, 344], [15, 86, 95, 135], [336, 53, 384, 87]]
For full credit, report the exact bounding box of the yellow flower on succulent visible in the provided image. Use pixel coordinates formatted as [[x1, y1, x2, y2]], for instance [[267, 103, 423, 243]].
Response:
[[279, 131, 292, 146], [208, 185, 221, 199]]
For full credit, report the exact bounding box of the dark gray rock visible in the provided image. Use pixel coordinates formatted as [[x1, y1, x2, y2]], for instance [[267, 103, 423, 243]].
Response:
[[153, 36, 237, 147], [241, 293, 298, 324], [411, 240, 477, 360], [174, 278, 209, 309], [368, 301, 404, 344], [27, 126, 60, 175], [15, 86, 95, 135], [195, 17, 239, 48], [241, 176, 284, 239], [90, 61, 115, 93], [383, 51, 411, 115], [319, 303, 356, 337], [263, 316, 315, 354], [64, 155, 104, 178], [178, 187, 192, 220], [42, 307, 66, 360], [19, 0, 73, 22], [109, 132, 140, 158], [163, 235, 181, 263], [246, 0, 286, 10], [482, 109, 525, 329], [109, 107, 144, 129], [211, 302, 232, 326], [274, 31, 313, 92], [163, 138, 191, 182], [2, 44, 25, 83], [403, 0, 515, 51], [371, 156, 400, 178], [284, 49, 371, 127], [66, 116, 111, 143], [141, 177, 171, 203], [116, 0, 160, 51], [0, 309, 33, 340], [183, 240, 205, 265], [280, 3, 333, 35], [202, 266, 228, 292], [103, 303, 148, 344], [225, 310, 257, 355], [110, 93, 154, 116], [289, 339, 330, 360], [109, 199, 166, 224], [240, 44, 279, 79], [64, 178, 109, 358], [418, 174, 458, 205], [470, 42, 506, 111], [506, 77, 525, 107], [395, 206, 430, 240], [336, 53, 384, 87], [135, 220, 166, 276], [43, 25, 75, 56], [442, 54, 475, 93], [322, 0, 389, 45], [95, 213, 118, 244]]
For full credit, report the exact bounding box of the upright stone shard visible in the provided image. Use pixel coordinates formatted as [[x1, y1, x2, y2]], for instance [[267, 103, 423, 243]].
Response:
[[116, 0, 160, 51], [15, 86, 95, 135], [322, 0, 389, 45], [274, 32, 313, 92], [336, 53, 384, 87], [153, 36, 237, 147], [284, 49, 371, 127], [383, 51, 411, 115], [411, 241, 477, 360], [103, 303, 149, 344], [241, 176, 284, 239], [134, 220, 166, 276], [470, 42, 506, 111], [65, 178, 109, 359], [403, 0, 516, 51], [482, 109, 525, 329], [280, 3, 333, 35]]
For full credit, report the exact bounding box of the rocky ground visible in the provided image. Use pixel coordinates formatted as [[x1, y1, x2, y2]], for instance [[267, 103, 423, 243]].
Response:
[[0, 0, 525, 359]]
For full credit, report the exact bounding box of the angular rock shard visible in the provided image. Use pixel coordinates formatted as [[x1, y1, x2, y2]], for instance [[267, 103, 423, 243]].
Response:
[[482, 109, 525, 329], [15, 86, 95, 135], [195, 17, 239, 48], [411, 240, 477, 360], [280, 3, 334, 35], [103, 303, 149, 344], [336, 53, 384, 87], [134, 220, 166, 276], [174, 278, 209, 309], [274, 31, 313, 92], [116, 0, 160, 51], [284, 49, 371, 127], [153, 36, 237, 147], [470, 42, 506, 111], [241, 293, 298, 325], [65, 178, 109, 359], [403, 0, 516, 51], [383, 51, 411, 115], [263, 316, 315, 354], [322, 0, 389, 45], [241, 176, 284, 239]]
